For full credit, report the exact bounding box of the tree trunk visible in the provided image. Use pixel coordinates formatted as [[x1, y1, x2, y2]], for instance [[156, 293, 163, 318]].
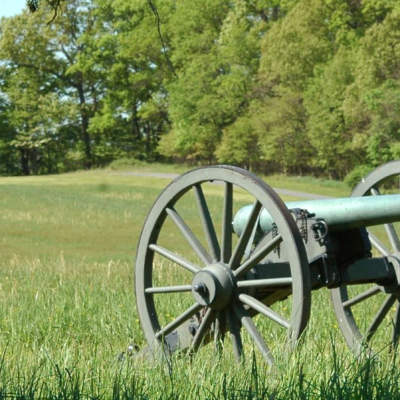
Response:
[[30, 148, 39, 175], [20, 148, 30, 175], [131, 104, 141, 141], [272, 6, 280, 21], [81, 110, 92, 169], [145, 122, 152, 157], [76, 79, 92, 169]]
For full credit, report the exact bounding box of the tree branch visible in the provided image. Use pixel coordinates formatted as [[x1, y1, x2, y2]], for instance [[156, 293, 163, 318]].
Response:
[[26, 0, 63, 23]]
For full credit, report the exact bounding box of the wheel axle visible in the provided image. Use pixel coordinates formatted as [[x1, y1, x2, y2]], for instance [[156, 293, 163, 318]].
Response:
[[193, 283, 207, 294], [191, 264, 235, 310]]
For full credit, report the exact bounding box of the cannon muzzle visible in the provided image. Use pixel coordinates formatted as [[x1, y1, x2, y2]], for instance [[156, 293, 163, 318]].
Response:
[[233, 194, 400, 236]]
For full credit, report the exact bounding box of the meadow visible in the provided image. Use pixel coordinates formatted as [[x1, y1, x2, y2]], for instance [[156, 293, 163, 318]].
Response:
[[1, 165, 400, 399]]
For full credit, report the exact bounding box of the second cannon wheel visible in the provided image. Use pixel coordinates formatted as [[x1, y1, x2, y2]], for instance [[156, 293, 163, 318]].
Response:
[[331, 161, 400, 354]]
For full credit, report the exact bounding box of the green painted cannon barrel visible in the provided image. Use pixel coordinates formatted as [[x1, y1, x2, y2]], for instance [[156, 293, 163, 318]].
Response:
[[232, 194, 400, 236]]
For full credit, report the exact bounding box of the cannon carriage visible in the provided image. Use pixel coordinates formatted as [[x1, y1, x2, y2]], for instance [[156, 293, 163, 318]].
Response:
[[135, 161, 400, 365]]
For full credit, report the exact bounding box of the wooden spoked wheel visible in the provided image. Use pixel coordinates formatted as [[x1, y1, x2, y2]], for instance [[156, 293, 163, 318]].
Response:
[[331, 161, 400, 354], [135, 166, 311, 365]]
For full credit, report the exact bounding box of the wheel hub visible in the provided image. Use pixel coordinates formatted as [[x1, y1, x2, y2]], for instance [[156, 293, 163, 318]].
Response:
[[191, 264, 235, 310]]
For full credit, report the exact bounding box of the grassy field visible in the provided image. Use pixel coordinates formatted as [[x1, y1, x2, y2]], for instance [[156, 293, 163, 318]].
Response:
[[1, 166, 400, 399]]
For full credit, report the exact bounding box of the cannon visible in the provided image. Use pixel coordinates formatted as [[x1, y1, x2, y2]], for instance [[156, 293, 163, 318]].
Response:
[[135, 161, 400, 365]]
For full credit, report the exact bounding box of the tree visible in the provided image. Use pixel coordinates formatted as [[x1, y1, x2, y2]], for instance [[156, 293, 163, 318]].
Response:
[[246, 0, 333, 173], [0, 94, 18, 175], [3, 68, 72, 175], [249, 0, 386, 175], [304, 48, 358, 178], [87, 0, 172, 162], [5, 0, 399, 178], [342, 4, 400, 168], [1, 1, 101, 169], [215, 115, 260, 169], [159, 0, 267, 163]]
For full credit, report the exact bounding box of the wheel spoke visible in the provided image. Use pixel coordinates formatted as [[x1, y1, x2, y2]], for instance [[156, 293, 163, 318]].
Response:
[[237, 277, 292, 288], [145, 285, 193, 294], [392, 302, 400, 349], [368, 232, 390, 257], [221, 182, 233, 263], [238, 294, 290, 329], [214, 311, 226, 350], [371, 188, 400, 252], [365, 294, 396, 342], [233, 304, 274, 365], [149, 244, 200, 274], [166, 207, 212, 265], [229, 201, 262, 270], [194, 184, 220, 261], [226, 307, 243, 362], [384, 223, 400, 253], [234, 234, 283, 278], [155, 303, 202, 339], [243, 215, 260, 261], [342, 286, 381, 309], [190, 308, 215, 352]]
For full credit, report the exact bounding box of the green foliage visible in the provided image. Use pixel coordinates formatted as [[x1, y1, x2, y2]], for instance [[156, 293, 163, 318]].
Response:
[[0, 2, 96, 173], [87, 0, 172, 163], [0, 96, 19, 175], [304, 48, 357, 178], [215, 115, 260, 168], [162, 0, 266, 162], [251, 91, 312, 174], [2, 0, 172, 175], [107, 157, 146, 170], [344, 164, 374, 189], [247, 0, 340, 174], [259, 0, 332, 90], [1, 0, 400, 176]]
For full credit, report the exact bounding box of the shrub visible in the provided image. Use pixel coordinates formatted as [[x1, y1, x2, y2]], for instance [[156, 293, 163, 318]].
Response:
[[107, 157, 146, 170], [344, 164, 373, 189]]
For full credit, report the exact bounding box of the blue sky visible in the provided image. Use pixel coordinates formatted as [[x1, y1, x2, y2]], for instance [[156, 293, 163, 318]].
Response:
[[1, 0, 27, 18]]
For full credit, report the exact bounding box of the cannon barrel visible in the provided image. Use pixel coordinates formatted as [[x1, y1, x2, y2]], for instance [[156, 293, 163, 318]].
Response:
[[232, 194, 400, 236]]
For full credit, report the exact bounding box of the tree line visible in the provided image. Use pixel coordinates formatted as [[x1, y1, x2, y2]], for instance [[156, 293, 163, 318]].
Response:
[[0, 0, 399, 179]]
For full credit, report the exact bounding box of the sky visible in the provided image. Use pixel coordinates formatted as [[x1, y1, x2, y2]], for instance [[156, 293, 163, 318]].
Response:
[[1, 0, 27, 18]]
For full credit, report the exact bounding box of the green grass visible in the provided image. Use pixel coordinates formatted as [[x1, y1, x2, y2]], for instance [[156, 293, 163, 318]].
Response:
[[107, 160, 351, 197], [0, 167, 399, 399], [263, 173, 350, 197]]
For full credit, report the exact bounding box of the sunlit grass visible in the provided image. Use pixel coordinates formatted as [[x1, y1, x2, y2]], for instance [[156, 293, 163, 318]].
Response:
[[0, 167, 399, 399]]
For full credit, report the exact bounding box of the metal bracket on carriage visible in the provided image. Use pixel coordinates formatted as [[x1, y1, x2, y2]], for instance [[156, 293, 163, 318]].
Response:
[[311, 218, 329, 245], [310, 219, 340, 288], [319, 254, 341, 288], [290, 208, 315, 244]]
